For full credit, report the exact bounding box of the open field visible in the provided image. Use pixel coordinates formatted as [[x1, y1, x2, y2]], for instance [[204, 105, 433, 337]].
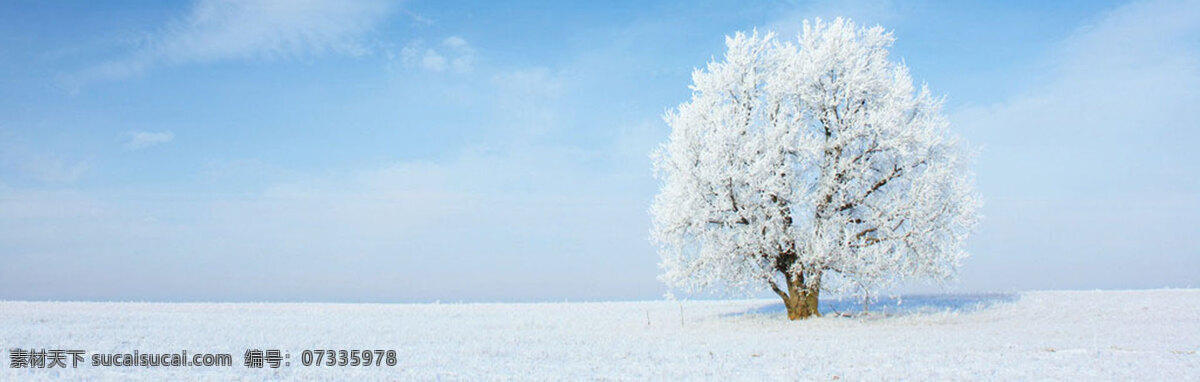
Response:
[[2, 290, 1197, 380]]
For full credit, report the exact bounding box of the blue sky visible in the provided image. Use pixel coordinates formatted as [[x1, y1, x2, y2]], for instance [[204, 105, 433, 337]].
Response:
[[1, 0, 1196, 302]]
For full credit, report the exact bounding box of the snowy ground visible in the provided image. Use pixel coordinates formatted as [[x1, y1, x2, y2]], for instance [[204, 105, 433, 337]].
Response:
[[2, 289, 1197, 380]]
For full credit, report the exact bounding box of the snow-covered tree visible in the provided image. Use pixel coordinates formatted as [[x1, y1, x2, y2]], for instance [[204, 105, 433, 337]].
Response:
[[650, 18, 981, 320]]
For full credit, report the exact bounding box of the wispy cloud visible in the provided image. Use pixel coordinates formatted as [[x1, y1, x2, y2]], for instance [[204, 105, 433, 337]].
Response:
[[401, 8, 434, 26], [0, 133, 665, 300], [0, 144, 90, 183], [950, 0, 1200, 290], [488, 68, 567, 138], [397, 36, 474, 73], [75, 0, 394, 86], [953, 0, 1200, 198], [124, 130, 175, 150], [18, 156, 90, 183]]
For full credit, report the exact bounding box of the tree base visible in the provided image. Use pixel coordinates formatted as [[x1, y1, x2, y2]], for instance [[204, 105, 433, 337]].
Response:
[[782, 281, 821, 320], [785, 306, 820, 320]]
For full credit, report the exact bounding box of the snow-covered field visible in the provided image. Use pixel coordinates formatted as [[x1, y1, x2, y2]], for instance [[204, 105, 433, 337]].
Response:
[[2, 289, 1197, 380]]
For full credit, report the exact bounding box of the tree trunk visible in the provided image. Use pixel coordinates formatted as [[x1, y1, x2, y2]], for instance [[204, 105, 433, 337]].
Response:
[[781, 272, 821, 320]]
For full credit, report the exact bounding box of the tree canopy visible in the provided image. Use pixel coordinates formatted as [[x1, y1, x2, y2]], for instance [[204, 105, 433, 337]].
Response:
[[650, 18, 981, 319]]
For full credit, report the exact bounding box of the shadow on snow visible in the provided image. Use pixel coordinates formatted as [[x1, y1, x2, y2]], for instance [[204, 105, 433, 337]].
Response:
[[732, 293, 1020, 318]]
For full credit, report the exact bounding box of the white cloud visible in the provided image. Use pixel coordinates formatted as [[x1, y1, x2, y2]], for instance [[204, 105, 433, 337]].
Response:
[[420, 48, 447, 71], [124, 130, 175, 150], [443, 36, 474, 72], [442, 36, 468, 50], [397, 36, 474, 73], [77, 0, 393, 84]]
